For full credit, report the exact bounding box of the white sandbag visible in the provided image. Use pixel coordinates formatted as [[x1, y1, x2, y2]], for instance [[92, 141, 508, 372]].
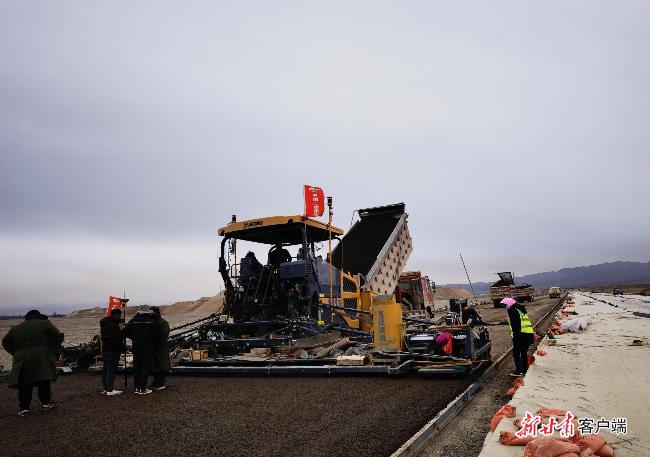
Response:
[[560, 315, 593, 333]]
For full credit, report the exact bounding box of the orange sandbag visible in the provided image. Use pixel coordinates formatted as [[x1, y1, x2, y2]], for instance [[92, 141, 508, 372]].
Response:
[[490, 404, 516, 432], [528, 354, 536, 365], [595, 444, 614, 457], [576, 435, 606, 453], [524, 437, 581, 457], [547, 322, 566, 336], [579, 449, 595, 457], [499, 430, 535, 446], [537, 349, 548, 356], [506, 377, 525, 396]]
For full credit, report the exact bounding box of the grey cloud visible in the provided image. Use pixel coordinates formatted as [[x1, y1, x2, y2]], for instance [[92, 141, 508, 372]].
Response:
[[1, 1, 649, 306]]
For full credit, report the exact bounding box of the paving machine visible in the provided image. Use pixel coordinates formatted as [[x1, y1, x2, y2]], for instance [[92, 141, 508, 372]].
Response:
[[218, 214, 347, 324], [171, 202, 491, 375], [213, 203, 410, 338]]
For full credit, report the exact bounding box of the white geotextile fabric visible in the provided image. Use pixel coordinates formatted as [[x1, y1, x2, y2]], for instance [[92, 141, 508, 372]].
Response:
[[560, 315, 592, 333]]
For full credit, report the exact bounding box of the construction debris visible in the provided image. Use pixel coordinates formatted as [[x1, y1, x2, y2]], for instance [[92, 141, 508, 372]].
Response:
[[336, 355, 367, 366]]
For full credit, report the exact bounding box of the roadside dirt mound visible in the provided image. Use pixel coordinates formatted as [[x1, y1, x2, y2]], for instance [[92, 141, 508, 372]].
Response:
[[435, 287, 474, 300], [65, 307, 107, 319], [66, 293, 224, 318], [159, 293, 224, 316]]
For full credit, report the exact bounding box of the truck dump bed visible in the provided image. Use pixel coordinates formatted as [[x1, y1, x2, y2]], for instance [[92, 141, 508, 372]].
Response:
[[331, 203, 412, 295], [490, 272, 534, 305]]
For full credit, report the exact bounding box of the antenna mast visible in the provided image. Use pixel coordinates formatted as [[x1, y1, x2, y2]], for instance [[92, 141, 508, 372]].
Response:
[[459, 253, 476, 298]]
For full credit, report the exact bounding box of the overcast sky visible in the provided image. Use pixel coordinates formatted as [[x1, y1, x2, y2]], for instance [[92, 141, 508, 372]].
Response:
[[1, 2, 649, 311]]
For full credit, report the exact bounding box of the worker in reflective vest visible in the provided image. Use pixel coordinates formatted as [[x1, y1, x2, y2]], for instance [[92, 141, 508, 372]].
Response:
[[502, 298, 534, 377]]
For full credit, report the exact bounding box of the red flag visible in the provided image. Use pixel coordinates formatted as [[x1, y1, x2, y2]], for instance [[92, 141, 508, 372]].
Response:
[[304, 185, 325, 217], [106, 296, 124, 316]]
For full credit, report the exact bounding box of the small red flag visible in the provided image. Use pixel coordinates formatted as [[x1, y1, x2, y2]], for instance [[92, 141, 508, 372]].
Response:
[[304, 185, 325, 217], [106, 296, 124, 316]]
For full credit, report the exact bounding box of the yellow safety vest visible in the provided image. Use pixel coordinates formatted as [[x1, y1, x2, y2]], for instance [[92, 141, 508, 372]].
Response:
[[509, 309, 534, 336]]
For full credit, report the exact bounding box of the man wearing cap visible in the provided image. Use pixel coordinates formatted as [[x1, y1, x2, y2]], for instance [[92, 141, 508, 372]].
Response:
[[2, 310, 64, 416], [100, 308, 124, 395], [502, 297, 534, 377]]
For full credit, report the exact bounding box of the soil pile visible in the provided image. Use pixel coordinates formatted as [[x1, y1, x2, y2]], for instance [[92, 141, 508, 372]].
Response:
[[159, 293, 224, 316], [65, 307, 106, 319], [435, 287, 474, 300], [65, 293, 224, 318]]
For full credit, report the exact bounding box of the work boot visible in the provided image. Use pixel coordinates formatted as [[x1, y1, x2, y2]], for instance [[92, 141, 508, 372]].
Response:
[[150, 385, 166, 391], [42, 402, 56, 410], [106, 390, 123, 396], [18, 409, 29, 417]]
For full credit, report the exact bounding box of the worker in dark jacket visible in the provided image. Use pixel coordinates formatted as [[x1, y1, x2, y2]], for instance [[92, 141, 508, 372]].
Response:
[[502, 298, 535, 377], [124, 306, 159, 395], [150, 307, 171, 390], [99, 308, 124, 395], [269, 243, 292, 267], [2, 310, 64, 416], [463, 303, 483, 327]]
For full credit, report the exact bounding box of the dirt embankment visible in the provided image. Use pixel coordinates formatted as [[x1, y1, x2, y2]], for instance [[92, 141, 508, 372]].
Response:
[[65, 293, 224, 318], [435, 287, 474, 300]]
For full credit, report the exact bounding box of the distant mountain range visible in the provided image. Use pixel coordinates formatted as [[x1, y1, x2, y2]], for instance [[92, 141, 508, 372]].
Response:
[[442, 261, 650, 295], [3, 261, 649, 314]]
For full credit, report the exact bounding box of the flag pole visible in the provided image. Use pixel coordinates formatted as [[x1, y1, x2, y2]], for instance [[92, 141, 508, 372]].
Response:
[[327, 197, 333, 320], [123, 290, 127, 389]]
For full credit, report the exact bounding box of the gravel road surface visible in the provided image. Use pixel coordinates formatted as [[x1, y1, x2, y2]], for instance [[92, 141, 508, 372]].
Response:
[[1, 373, 471, 457]]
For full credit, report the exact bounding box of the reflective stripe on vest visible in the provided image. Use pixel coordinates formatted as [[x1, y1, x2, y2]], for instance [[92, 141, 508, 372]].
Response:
[[510, 309, 534, 336]]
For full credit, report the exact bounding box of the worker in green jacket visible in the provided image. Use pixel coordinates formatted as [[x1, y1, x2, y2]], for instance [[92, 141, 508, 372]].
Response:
[[2, 310, 64, 416], [150, 306, 171, 390]]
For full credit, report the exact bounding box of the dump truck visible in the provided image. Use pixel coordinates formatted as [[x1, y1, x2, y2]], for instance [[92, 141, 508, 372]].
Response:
[[330, 203, 412, 297], [394, 271, 436, 314], [549, 286, 562, 299], [490, 272, 534, 307]]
